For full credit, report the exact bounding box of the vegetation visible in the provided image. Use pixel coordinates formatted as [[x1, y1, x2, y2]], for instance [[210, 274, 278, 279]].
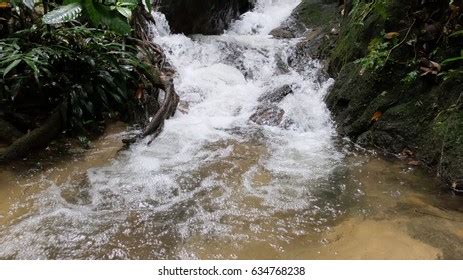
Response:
[[325, 0, 463, 186], [0, 0, 177, 161]]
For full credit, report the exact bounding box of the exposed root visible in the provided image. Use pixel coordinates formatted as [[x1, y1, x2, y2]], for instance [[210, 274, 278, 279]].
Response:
[[0, 102, 67, 163], [127, 6, 180, 145], [142, 76, 178, 138], [0, 118, 24, 144]]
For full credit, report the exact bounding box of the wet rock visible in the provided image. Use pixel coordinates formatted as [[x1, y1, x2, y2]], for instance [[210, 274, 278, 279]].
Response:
[[258, 85, 294, 104], [269, 28, 295, 39], [451, 179, 463, 195], [160, 0, 254, 35], [220, 40, 254, 79], [288, 28, 326, 69], [249, 105, 285, 126], [323, 0, 463, 185], [250, 86, 295, 127], [275, 55, 291, 75]]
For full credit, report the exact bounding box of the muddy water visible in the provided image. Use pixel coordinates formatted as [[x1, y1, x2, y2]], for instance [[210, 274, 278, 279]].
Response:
[[1, 0, 463, 259]]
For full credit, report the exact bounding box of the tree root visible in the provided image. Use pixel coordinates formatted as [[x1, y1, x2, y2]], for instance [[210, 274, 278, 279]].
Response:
[[0, 103, 67, 163], [126, 7, 180, 145], [0, 118, 24, 144], [139, 74, 179, 144]]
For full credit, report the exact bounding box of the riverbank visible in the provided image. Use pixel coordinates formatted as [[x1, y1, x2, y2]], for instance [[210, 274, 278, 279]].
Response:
[[293, 0, 462, 189]]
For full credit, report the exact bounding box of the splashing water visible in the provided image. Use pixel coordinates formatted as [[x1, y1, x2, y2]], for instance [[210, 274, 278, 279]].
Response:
[[0, 0, 348, 259]]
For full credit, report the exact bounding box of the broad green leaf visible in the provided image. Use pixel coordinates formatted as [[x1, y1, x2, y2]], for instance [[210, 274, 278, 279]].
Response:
[[82, 0, 131, 35], [442, 56, 463, 65], [3, 59, 21, 78], [43, 3, 83, 25], [142, 0, 152, 13], [116, 7, 132, 19], [23, 58, 40, 81], [117, 0, 137, 8], [449, 30, 463, 38]]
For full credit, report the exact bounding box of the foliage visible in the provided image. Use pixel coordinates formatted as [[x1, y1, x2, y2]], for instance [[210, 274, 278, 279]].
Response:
[[355, 37, 390, 71], [330, 0, 389, 71], [42, 3, 83, 25], [0, 25, 154, 130], [7, 0, 154, 34]]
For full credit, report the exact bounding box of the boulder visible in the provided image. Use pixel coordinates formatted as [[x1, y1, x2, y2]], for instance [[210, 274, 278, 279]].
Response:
[[159, 0, 254, 35], [258, 85, 294, 103], [249, 106, 285, 126], [249, 85, 294, 127]]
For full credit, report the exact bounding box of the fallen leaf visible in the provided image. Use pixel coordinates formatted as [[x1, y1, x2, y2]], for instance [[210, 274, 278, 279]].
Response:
[[371, 111, 383, 122], [407, 160, 421, 166], [429, 60, 441, 72], [135, 87, 144, 100], [419, 59, 441, 76], [451, 180, 463, 193], [384, 32, 400, 39], [401, 149, 414, 157]]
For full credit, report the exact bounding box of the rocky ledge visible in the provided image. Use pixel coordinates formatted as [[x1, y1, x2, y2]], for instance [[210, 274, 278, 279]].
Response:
[[160, 0, 254, 35], [291, 0, 462, 188]]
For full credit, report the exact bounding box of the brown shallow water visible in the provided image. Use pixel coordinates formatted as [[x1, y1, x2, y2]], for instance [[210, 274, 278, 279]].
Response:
[[0, 125, 462, 259]]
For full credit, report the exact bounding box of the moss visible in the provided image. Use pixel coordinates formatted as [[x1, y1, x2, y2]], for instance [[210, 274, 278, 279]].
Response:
[[432, 100, 463, 180], [294, 0, 339, 29], [319, 0, 463, 183], [329, 0, 410, 73]]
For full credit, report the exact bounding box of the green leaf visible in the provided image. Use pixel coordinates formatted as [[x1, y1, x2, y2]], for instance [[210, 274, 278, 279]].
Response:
[[116, 7, 132, 19], [82, 0, 131, 35], [442, 56, 463, 65], [43, 3, 83, 25], [23, 58, 39, 77], [22, 0, 35, 10], [449, 30, 463, 38], [3, 59, 21, 78], [142, 0, 152, 13]]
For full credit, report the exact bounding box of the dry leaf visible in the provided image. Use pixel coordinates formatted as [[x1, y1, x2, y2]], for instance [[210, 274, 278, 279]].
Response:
[[384, 32, 400, 40], [402, 149, 414, 157], [419, 59, 441, 76], [371, 111, 383, 122], [407, 160, 421, 166], [135, 87, 144, 100]]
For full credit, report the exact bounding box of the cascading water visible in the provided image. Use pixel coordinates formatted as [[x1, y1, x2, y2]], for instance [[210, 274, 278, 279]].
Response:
[[0, 0, 347, 259]]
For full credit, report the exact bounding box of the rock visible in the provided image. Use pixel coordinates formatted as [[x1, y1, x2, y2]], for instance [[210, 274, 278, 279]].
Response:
[[249, 105, 285, 126], [269, 28, 294, 39], [250, 86, 295, 127], [160, 0, 254, 35], [323, 0, 463, 185], [275, 55, 291, 75], [451, 179, 463, 195], [258, 85, 294, 104]]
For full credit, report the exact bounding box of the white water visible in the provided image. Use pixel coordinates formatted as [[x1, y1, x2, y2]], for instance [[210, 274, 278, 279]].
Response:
[[0, 0, 345, 259]]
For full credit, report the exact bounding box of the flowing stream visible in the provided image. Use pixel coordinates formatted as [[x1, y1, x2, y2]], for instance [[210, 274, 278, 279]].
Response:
[[1, 0, 463, 259]]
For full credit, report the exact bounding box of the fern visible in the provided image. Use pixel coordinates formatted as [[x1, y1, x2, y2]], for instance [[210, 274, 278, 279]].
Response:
[[43, 3, 83, 25]]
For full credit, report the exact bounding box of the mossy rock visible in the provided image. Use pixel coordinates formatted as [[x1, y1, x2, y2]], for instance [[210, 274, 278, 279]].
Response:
[[294, 0, 339, 29], [326, 60, 463, 183]]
